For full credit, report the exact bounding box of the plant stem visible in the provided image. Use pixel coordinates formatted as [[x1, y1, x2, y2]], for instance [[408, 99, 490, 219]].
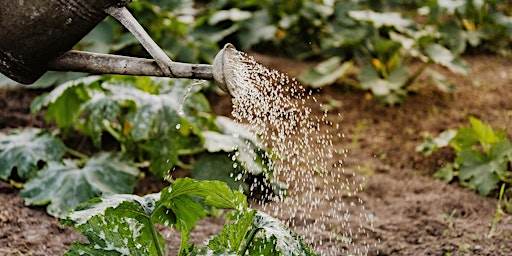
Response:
[[65, 147, 89, 161], [488, 183, 506, 238], [148, 217, 166, 256], [176, 160, 193, 170], [240, 227, 261, 255], [178, 230, 191, 256], [403, 62, 429, 88]]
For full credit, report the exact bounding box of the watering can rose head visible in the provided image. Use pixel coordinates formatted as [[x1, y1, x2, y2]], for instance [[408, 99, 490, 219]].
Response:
[[213, 43, 247, 98]]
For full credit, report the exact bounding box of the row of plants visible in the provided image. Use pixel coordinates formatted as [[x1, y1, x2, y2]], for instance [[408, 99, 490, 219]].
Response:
[[0, 75, 316, 254], [1, 75, 284, 217], [3, 0, 511, 104]]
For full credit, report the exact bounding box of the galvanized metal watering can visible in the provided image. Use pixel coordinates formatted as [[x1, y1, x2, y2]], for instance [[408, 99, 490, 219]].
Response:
[[0, 0, 238, 94]]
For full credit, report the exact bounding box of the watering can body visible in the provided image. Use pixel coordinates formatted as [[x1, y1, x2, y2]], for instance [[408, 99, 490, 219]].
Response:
[[0, 0, 129, 84]]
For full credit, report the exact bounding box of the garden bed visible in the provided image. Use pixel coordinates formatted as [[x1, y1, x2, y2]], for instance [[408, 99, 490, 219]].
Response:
[[1, 53, 512, 255]]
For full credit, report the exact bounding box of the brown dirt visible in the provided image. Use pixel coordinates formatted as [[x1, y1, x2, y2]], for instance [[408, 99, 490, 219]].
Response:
[[1, 53, 512, 255]]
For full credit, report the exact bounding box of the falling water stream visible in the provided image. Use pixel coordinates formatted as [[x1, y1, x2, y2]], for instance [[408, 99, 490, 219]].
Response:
[[176, 48, 375, 254], [223, 49, 375, 255]]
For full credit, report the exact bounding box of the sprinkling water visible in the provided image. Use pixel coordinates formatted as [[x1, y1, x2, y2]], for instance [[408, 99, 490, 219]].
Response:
[[224, 48, 374, 255]]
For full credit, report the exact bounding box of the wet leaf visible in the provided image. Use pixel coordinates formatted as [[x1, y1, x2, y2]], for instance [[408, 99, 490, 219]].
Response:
[[0, 129, 65, 180], [191, 152, 247, 192], [20, 152, 139, 217], [63, 193, 164, 256], [207, 210, 316, 255], [63, 178, 248, 255], [157, 178, 247, 232]]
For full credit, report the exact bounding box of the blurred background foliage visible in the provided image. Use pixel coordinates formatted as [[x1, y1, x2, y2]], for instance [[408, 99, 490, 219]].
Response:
[[2, 0, 512, 103]]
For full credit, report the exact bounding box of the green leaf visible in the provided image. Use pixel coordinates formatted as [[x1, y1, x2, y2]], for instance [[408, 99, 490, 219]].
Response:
[[191, 153, 247, 192], [210, 117, 267, 176], [348, 10, 412, 31], [358, 65, 408, 105], [157, 178, 247, 232], [207, 210, 316, 255], [207, 210, 258, 253], [64, 178, 248, 256], [424, 44, 469, 75], [208, 8, 252, 25], [96, 82, 209, 178], [429, 70, 456, 93], [456, 140, 512, 196], [0, 129, 65, 180], [468, 116, 502, 150], [79, 92, 122, 147], [64, 193, 164, 256], [237, 10, 277, 49], [416, 129, 457, 155], [30, 76, 100, 129], [434, 163, 456, 183], [299, 57, 353, 88], [452, 117, 502, 152], [20, 152, 139, 217]]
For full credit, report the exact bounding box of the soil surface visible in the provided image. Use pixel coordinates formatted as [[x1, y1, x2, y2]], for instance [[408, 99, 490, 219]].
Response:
[[1, 53, 512, 256]]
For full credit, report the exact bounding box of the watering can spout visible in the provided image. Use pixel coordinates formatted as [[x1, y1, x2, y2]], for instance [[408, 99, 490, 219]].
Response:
[[0, 0, 238, 97]]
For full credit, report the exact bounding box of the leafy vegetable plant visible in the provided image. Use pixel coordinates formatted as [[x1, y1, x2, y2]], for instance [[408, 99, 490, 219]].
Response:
[[30, 75, 280, 185], [62, 178, 315, 256], [300, 8, 467, 105], [0, 75, 283, 217], [421, 0, 512, 55], [418, 117, 512, 196]]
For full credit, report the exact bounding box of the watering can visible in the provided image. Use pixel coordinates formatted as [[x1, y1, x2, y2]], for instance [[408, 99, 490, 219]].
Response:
[[0, 0, 238, 95]]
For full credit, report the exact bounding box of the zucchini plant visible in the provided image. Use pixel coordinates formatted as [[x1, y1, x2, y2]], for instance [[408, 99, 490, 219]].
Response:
[[417, 117, 512, 196], [0, 75, 284, 217], [62, 178, 315, 256]]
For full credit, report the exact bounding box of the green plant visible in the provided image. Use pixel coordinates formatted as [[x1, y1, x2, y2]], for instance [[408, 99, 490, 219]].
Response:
[[300, 8, 467, 105], [421, 0, 512, 55], [62, 178, 316, 256], [0, 75, 283, 217], [488, 183, 506, 238], [418, 117, 512, 196]]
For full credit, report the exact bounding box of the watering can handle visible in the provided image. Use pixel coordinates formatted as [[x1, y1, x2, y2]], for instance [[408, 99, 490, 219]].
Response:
[[105, 6, 176, 78], [47, 6, 213, 80], [49, 50, 213, 80]]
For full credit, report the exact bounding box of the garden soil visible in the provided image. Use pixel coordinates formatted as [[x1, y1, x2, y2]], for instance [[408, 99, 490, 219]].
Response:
[[1, 53, 512, 255]]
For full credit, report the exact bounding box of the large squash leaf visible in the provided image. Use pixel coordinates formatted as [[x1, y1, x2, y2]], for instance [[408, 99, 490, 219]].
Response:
[[0, 129, 65, 180], [80, 80, 213, 178], [30, 76, 101, 129], [20, 152, 139, 217], [64, 193, 165, 256], [206, 210, 317, 255], [63, 178, 247, 256]]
